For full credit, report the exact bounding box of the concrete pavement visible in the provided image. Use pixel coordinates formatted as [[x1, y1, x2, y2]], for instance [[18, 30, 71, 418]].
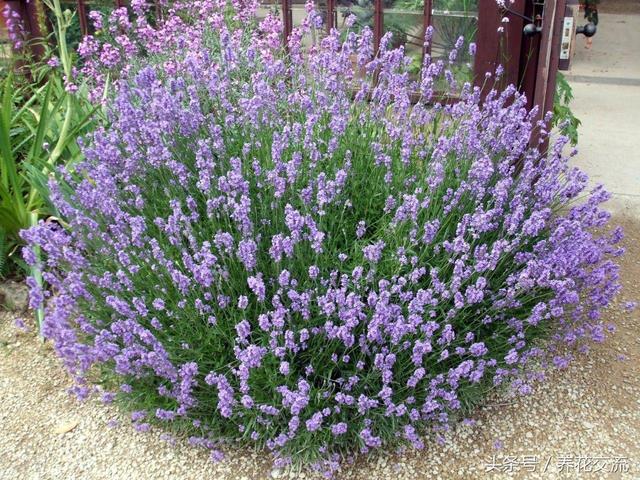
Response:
[[566, 13, 640, 218]]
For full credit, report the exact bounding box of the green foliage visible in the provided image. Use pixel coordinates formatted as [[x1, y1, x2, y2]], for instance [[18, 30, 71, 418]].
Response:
[[553, 72, 581, 146], [0, 0, 100, 309], [0, 70, 95, 271], [0, 229, 7, 278], [44, 2, 115, 52], [394, 0, 478, 11]]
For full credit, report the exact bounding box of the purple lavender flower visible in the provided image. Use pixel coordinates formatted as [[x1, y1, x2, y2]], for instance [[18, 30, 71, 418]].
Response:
[[247, 274, 266, 301], [305, 412, 324, 432], [469, 342, 488, 357], [22, 2, 624, 471], [362, 241, 385, 264]]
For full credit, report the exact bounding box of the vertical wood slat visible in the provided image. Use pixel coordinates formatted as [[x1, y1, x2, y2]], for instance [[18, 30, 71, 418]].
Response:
[[519, 0, 541, 110], [531, 0, 559, 118], [77, 0, 88, 36], [502, 0, 526, 88], [473, 0, 527, 95], [422, 0, 432, 57], [155, 0, 163, 21], [281, 0, 292, 46], [326, 0, 335, 33], [558, 1, 577, 71], [373, 0, 383, 53], [532, 0, 566, 146], [542, 0, 567, 118], [473, 0, 501, 94], [17, 0, 47, 58]]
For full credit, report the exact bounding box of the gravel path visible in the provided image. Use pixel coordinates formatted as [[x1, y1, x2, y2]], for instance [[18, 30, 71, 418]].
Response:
[[1, 216, 639, 480]]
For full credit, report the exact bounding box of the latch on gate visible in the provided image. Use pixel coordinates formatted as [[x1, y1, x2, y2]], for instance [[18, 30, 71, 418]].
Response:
[[558, 2, 598, 71], [559, 16, 574, 61]]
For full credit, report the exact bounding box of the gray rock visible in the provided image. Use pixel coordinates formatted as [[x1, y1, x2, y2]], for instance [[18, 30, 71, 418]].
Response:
[[0, 281, 29, 312]]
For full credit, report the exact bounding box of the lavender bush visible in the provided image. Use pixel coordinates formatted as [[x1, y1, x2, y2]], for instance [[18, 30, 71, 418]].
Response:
[[23, 0, 623, 472]]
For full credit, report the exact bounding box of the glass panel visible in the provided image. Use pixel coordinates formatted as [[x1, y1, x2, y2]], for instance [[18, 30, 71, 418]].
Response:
[[257, 0, 284, 25], [383, 0, 424, 77], [49, 2, 84, 50], [335, 0, 374, 38], [431, 0, 478, 88], [292, 0, 329, 47], [47, 1, 119, 50]]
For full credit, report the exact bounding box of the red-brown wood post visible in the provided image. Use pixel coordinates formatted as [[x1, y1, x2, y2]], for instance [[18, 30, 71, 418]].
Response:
[[326, 0, 335, 33], [373, 0, 383, 54], [542, 0, 566, 120], [502, 0, 526, 88], [519, 0, 542, 110], [531, 0, 566, 126], [281, 0, 292, 44], [7, 0, 48, 59], [422, 0, 432, 58], [474, 0, 526, 95], [155, 0, 164, 21], [77, 0, 88, 36], [473, 0, 501, 94]]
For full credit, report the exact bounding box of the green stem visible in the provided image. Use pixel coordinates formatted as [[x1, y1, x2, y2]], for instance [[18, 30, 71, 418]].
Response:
[[27, 0, 74, 337], [48, 94, 73, 166], [29, 211, 45, 339], [48, 0, 74, 165], [50, 0, 72, 79]]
